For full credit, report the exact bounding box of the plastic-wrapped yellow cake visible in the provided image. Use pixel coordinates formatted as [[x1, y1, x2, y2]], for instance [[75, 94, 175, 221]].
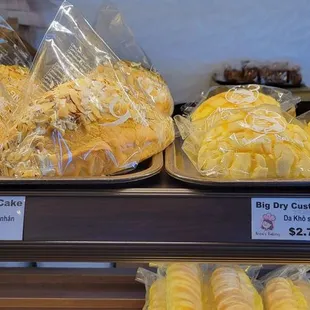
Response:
[[0, 65, 174, 178], [192, 105, 310, 179]]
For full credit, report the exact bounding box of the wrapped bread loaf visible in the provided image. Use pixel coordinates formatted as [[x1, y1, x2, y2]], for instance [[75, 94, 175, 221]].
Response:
[[0, 65, 174, 177], [263, 277, 308, 310], [136, 268, 166, 310], [166, 263, 203, 310], [206, 266, 263, 310], [77, 60, 173, 116], [0, 2, 175, 178], [116, 61, 174, 116]]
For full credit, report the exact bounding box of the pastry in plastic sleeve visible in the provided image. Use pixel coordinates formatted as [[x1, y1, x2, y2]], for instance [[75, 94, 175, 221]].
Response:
[[263, 277, 308, 310], [136, 268, 166, 310], [189, 85, 299, 122], [261, 265, 310, 310], [165, 263, 203, 310], [95, 3, 173, 116], [0, 1, 174, 178], [205, 266, 263, 310], [294, 280, 310, 306]]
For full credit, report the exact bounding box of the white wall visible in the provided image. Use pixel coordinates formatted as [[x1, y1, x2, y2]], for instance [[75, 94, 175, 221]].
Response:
[[11, 0, 310, 103]]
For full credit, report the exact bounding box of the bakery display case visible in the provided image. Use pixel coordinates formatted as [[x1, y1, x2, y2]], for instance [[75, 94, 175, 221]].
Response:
[[1, 2, 310, 309]]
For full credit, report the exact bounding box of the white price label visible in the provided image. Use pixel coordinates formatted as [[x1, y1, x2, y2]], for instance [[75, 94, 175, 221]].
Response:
[[0, 196, 25, 240], [252, 197, 310, 241]]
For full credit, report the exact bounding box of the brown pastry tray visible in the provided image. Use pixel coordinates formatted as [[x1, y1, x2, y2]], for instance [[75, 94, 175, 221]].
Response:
[[165, 138, 310, 187], [0, 152, 163, 186]]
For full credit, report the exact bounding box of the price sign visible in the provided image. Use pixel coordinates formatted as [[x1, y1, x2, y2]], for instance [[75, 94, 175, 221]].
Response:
[[0, 196, 25, 240], [251, 197, 310, 241]]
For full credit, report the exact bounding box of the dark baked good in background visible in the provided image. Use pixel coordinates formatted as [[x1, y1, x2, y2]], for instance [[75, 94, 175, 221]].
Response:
[[288, 65, 302, 86], [221, 61, 302, 86], [224, 67, 243, 83], [260, 62, 288, 85], [243, 64, 259, 83]]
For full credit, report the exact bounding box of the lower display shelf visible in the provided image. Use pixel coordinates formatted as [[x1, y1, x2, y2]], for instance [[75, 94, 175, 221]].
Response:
[[0, 268, 144, 309]]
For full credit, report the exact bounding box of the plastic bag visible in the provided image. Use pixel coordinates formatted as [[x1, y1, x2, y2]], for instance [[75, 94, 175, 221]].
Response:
[[260, 265, 310, 310], [136, 268, 166, 310], [95, 2, 151, 68], [0, 16, 31, 102], [0, 1, 174, 178], [297, 110, 310, 136], [94, 2, 174, 116], [182, 84, 299, 120], [0, 16, 31, 67], [175, 103, 310, 180], [205, 265, 263, 310]]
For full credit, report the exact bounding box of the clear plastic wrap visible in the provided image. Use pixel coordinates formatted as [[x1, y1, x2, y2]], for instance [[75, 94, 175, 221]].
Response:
[[136, 268, 166, 310], [0, 16, 31, 102], [205, 265, 263, 310], [297, 110, 310, 135], [260, 265, 310, 310], [183, 85, 299, 121], [95, 2, 151, 68], [0, 1, 174, 178], [0, 16, 31, 67], [94, 2, 174, 116], [176, 85, 310, 181]]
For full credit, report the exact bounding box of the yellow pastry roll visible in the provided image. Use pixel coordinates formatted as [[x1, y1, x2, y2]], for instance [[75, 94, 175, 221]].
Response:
[[263, 277, 308, 310], [148, 277, 167, 310], [207, 266, 263, 310], [166, 263, 203, 310]]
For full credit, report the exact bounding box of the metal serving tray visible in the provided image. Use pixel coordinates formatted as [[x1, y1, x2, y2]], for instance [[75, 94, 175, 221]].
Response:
[[0, 152, 163, 186], [165, 138, 310, 187]]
